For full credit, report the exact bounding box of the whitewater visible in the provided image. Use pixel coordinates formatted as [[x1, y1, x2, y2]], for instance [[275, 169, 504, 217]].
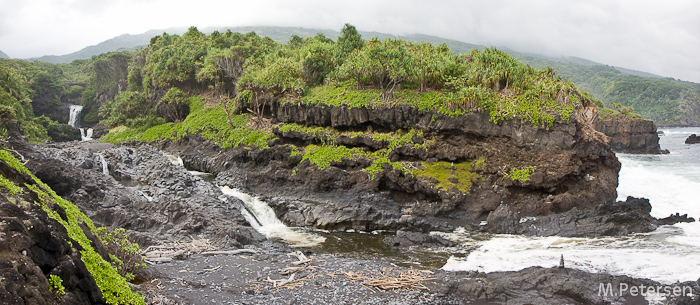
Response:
[[442, 127, 700, 284]]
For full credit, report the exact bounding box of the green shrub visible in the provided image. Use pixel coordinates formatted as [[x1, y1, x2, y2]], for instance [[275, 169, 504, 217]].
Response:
[[48, 274, 65, 296], [0, 173, 22, 194], [301, 144, 355, 170], [505, 166, 535, 183]]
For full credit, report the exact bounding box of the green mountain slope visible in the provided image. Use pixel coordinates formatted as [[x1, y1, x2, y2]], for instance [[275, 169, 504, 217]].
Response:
[[509, 52, 700, 126], [28, 29, 174, 63]]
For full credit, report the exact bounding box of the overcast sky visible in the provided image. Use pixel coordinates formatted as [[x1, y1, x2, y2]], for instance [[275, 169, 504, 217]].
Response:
[[1, 0, 698, 82]]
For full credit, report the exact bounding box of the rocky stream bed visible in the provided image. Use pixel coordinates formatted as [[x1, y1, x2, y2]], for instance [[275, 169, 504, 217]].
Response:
[[0, 139, 693, 305]]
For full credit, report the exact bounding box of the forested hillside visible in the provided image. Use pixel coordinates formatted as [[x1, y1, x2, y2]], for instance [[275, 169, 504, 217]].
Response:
[[2, 24, 599, 152], [0, 58, 79, 142], [23, 25, 698, 126], [92, 25, 594, 148], [512, 53, 700, 126]]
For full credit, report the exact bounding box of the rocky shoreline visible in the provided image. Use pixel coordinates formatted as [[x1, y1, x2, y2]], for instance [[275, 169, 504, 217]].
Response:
[[1, 138, 695, 304]]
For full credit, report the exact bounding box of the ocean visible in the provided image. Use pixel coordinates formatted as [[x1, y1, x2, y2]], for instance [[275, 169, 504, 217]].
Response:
[[441, 127, 700, 284]]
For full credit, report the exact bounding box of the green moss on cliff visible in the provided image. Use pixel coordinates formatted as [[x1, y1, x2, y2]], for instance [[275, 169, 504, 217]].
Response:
[[414, 160, 484, 193], [302, 144, 358, 170], [0, 149, 144, 305]]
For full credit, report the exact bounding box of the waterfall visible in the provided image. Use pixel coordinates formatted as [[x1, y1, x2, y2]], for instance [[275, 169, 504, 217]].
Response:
[[163, 152, 184, 167], [220, 186, 325, 247], [97, 153, 109, 176], [68, 105, 83, 127], [80, 128, 93, 141]]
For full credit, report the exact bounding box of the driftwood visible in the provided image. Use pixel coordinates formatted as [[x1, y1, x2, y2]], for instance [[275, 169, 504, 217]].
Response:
[[201, 249, 258, 256], [287, 251, 312, 265], [142, 239, 215, 264], [279, 265, 317, 275], [342, 268, 436, 290], [265, 274, 296, 288]]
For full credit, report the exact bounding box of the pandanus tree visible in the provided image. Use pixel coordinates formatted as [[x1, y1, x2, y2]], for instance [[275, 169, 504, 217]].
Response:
[[337, 47, 370, 90], [366, 38, 414, 101], [300, 40, 337, 86], [238, 49, 304, 117], [409, 42, 452, 92], [337, 37, 413, 101]]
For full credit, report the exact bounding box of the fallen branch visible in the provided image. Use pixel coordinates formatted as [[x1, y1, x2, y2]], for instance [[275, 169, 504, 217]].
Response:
[[265, 274, 296, 288], [342, 269, 436, 291], [142, 239, 215, 264], [201, 249, 258, 256], [279, 265, 317, 275], [287, 251, 312, 265]]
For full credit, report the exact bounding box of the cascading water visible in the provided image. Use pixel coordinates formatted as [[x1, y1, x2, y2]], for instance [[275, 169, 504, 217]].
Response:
[[80, 128, 93, 141], [441, 127, 700, 287], [162, 151, 323, 247], [220, 186, 326, 247], [68, 105, 83, 128], [97, 153, 109, 176], [163, 152, 184, 167]]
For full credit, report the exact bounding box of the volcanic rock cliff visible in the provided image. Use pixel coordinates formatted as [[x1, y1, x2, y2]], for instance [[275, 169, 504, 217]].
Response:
[[162, 101, 656, 236], [594, 114, 667, 154], [0, 154, 105, 304]]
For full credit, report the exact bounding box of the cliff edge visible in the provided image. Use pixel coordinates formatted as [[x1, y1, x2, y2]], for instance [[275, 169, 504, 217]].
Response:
[[594, 109, 668, 154]]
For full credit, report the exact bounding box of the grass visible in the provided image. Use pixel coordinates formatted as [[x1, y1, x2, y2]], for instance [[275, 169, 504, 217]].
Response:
[[103, 96, 274, 149], [598, 107, 645, 120], [302, 144, 358, 170], [505, 166, 535, 183]]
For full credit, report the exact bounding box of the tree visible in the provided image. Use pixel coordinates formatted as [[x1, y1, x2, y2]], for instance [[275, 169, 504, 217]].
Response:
[[157, 87, 189, 122], [301, 41, 336, 86], [0, 65, 30, 128], [336, 47, 370, 90], [288, 35, 304, 49], [409, 42, 452, 92], [337, 24, 363, 56], [366, 38, 413, 101], [239, 49, 304, 116]]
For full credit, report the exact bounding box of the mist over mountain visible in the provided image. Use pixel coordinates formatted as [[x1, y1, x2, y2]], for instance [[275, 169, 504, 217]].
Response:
[[26, 26, 662, 79], [0, 50, 9, 59]]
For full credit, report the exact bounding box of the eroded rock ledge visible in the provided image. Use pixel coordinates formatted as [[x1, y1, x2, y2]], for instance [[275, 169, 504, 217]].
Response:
[[594, 115, 668, 154], [158, 102, 673, 236]]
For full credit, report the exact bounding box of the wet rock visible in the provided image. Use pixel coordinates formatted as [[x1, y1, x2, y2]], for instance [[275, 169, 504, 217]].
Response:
[[383, 230, 457, 247], [685, 134, 700, 144], [28, 143, 265, 249], [657, 213, 696, 226], [440, 266, 699, 305], [485, 197, 659, 237], [163, 105, 625, 237]]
